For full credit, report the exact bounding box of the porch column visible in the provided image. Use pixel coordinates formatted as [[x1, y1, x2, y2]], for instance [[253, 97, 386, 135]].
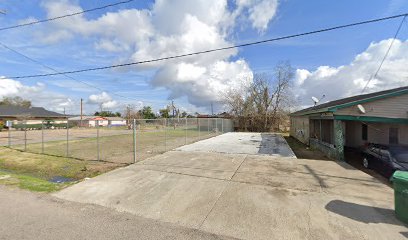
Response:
[[334, 119, 345, 161]]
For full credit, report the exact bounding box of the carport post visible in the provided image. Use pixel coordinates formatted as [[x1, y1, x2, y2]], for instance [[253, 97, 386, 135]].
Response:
[[41, 121, 44, 154], [96, 120, 100, 161], [132, 119, 136, 163]]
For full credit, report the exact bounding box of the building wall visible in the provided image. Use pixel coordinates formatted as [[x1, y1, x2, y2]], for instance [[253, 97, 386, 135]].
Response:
[[345, 121, 408, 148], [290, 116, 310, 144], [109, 120, 126, 126], [336, 94, 408, 118], [89, 120, 109, 127]]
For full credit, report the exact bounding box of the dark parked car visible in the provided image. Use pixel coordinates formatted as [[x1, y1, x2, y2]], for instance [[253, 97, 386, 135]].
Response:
[[362, 143, 408, 179]]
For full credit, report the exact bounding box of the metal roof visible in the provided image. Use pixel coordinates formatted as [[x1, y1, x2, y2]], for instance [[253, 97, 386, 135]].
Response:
[[291, 85, 408, 116], [0, 105, 66, 118]]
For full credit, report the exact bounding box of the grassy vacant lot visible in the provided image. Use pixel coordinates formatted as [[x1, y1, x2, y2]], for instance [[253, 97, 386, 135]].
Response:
[[0, 147, 121, 192], [0, 127, 220, 192], [12, 128, 217, 163]]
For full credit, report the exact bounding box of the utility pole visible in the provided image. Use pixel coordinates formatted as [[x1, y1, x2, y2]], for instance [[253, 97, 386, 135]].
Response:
[[171, 100, 175, 117]]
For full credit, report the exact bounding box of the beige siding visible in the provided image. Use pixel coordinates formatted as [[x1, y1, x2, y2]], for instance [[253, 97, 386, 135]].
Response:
[[336, 94, 408, 118], [290, 116, 309, 144], [345, 121, 408, 148]]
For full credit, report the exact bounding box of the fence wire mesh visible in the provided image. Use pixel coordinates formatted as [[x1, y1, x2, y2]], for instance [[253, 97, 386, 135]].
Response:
[[0, 118, 233, 164]]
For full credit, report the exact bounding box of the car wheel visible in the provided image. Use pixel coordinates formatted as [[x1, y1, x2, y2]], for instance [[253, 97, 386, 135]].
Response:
[[363, 157, 369, 169]]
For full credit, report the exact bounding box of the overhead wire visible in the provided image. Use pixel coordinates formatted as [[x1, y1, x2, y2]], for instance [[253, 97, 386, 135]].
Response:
[[0, 42, 145, 102], [0, 43, 169, 106], [0, 0, 135, 31], [361, 15, 407, 93], [6, 12, 408, 79]]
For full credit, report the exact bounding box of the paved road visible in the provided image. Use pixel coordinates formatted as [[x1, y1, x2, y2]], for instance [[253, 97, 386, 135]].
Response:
[[55, 133, 407, 240], [0, 186, 236, 240]]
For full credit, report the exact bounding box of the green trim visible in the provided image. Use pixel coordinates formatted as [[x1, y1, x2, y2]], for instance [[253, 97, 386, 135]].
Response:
[[334, 115, 408, 124], [329, 89, 408, 112], [290, 108, 329, 116]]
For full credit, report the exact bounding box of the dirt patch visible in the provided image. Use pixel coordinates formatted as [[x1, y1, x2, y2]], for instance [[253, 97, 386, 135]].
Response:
[[283, 136, 330, 160]]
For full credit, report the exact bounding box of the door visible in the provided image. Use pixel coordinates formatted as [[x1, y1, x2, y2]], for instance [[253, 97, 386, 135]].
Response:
[[389, 127, 399, 145]]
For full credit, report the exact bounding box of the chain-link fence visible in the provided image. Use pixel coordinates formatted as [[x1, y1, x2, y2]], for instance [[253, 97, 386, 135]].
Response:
[[0, 118, 234, 164]]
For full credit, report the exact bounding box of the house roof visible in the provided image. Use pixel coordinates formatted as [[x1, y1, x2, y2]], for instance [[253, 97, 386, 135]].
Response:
[[291, 85, 408, 116], [68, 116, 94, 121], [105, 117, 124, 121], [0, 105, 66, 118]]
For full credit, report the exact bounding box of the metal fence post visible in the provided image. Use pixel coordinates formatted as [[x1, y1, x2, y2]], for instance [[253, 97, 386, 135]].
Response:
[[216, 118, 218, 135], [207, 118, 210, 135], [96, 120, 100, 161], [222, 118, 224, 133], [198, 118, 200, 139], [132, 119, 136, 163], [66, 120, 69, 157], [24, 121, 27, 151], [41, 121, 44, 154], [8, 122, 11, 147], [185, 117, 187, 144], [164, 118, 167, 151]]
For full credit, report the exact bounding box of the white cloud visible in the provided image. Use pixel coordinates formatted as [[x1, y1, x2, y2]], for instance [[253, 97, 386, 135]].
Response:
[[0, 77, 74, 113], [29, 0, 279, 107], [88, 92, 118, 110], [294, 39, 408, 107], [248, 0, 278, 32]]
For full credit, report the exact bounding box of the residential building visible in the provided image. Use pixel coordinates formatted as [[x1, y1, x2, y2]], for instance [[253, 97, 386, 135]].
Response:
[[290, 86, 408, 160]]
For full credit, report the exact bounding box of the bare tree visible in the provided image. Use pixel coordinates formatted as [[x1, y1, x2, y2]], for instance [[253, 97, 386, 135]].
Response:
[[123, 104, 140, 126], [223, 62, 294, 132]]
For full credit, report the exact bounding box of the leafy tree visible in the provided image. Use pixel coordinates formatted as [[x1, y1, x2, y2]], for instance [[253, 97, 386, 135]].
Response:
[[138, 106, 156, 119], [0, 96, 31, 108], [94, 111, 122, 117], [159, 108, 170, 118], [180, 111, 188, 118]]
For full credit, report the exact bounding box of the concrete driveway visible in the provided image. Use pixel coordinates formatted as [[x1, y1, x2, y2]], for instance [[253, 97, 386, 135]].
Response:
[[176, 132, 296, 157], [55, 133, 407, 240]]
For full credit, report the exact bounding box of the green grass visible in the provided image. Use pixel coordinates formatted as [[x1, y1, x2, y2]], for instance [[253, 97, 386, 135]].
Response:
[[0, 147, 121, 192], [0, 170, 70, 192]]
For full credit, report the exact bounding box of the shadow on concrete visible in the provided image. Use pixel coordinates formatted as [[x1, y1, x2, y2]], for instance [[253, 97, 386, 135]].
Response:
[[303, 165, 328, 188], [325, 200, 404, 226], [258, 133, 294, 157], [400, 232, 408, 238]]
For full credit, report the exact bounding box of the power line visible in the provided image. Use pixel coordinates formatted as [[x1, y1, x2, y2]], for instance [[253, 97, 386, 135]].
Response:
[[361, 15, 406, 93], [7, 12, 408, 79], [0, 41, 144, 102], [0, 0, 135, 31]]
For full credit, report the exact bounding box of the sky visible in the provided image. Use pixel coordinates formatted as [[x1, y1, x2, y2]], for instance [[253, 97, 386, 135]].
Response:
[[0, 0, 407, 115]]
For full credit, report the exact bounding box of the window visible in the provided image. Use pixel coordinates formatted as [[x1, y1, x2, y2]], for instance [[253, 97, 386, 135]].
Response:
[[389, 127, 399, 145], [362, 124, 368, 141]]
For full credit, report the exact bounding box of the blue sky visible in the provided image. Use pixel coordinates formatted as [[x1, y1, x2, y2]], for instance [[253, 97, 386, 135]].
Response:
[[0, 0, 407, 115]]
